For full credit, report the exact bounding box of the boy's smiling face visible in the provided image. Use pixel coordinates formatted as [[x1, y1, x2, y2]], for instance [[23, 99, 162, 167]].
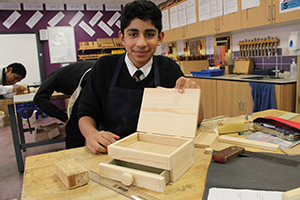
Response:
[[119, 18, 164, 68]]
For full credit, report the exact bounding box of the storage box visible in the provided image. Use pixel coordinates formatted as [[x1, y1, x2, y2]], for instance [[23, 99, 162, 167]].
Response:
[[99, 88, 201, 192], [233, 58, 254, 74], [191, 70, 225, 77]]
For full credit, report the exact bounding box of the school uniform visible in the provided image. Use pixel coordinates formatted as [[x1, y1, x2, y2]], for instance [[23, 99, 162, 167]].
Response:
[[0, 65, 14, 95], [78, 53, 184, 139], [33, 60, 95, 149]]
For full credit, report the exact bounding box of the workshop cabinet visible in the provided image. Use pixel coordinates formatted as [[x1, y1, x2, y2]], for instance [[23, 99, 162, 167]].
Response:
[[273, 0, 300, 24], [190, 77, 296, 119], [190, 78, 217, 119], [216, 80, 253, 117], [241, 0, 300, 29]]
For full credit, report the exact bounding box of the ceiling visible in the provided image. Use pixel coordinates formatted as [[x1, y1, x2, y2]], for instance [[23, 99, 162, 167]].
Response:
[[0, 0, 166, 5]]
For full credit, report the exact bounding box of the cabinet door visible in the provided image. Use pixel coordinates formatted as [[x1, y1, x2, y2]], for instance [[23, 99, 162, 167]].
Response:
[[219, 0, 242, 33], [273, 0, 300, 24], [216, 80, 253, 117], [274, 84, 296, 112], [190, 78, 217, 119], [241, 0, 272, 29]]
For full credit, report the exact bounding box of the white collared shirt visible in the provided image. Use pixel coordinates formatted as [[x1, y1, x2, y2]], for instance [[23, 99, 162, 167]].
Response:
[[125, 53, 153, 81], [0, 65, 13, 95]]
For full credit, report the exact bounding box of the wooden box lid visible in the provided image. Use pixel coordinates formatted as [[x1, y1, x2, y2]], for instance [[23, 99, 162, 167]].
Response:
[[137, 88, 201, 139]]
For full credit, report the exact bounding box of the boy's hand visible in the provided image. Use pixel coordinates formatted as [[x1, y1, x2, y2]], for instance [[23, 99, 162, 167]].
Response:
[[13, 85, 27, 94], [175, 77, 200, 93], [86, 130, 120, 154]]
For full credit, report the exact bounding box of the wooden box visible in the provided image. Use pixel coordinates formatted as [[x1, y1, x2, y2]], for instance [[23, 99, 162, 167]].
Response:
[[99, 88, 201, 192], [233, 58, 254, 74]]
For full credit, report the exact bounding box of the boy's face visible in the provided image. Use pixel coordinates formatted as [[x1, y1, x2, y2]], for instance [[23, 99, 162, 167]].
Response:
[[5, 67, 23, 85], [119, 18, 164, 68]]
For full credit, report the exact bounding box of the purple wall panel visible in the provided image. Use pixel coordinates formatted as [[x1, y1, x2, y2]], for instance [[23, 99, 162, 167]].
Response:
[[0, 9, 121, 77], [0, 8, 121, 110]]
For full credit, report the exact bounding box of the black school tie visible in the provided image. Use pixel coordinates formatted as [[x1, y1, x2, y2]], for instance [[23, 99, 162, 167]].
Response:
[[133, 70, 143, 82]]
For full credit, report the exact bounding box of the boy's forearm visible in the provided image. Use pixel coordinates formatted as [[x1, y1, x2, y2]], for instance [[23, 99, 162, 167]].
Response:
[[78, 116, 98, 138]]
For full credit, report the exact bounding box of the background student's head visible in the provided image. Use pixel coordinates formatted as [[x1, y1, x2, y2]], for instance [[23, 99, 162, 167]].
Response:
[[5, 63, 26, 85], [120, 0, 162, 35]]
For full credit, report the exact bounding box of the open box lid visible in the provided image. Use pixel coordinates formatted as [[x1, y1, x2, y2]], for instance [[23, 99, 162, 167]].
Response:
[[137, 88, 201, 139]]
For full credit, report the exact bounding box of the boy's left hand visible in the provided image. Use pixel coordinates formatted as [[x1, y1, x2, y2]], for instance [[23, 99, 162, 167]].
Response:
[[175, 77, 200, 93]]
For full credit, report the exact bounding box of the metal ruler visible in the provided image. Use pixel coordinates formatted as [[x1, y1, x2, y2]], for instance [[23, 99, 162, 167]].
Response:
[[89, 170, 159, 200]]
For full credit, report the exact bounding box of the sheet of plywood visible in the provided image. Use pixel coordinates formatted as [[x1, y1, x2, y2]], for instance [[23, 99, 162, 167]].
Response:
[[137, 88, 201, 139], [218, 135, 279, 151]]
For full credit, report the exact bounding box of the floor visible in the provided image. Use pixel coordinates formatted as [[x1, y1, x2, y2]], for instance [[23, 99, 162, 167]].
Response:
[[0, 117, 66, 200]]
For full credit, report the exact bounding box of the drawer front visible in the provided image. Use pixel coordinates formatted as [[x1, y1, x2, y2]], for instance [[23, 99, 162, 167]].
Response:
[[99, 160, 170, 193]]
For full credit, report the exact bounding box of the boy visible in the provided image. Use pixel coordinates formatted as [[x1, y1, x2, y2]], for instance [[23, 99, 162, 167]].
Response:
[[34, 60, 95, 149], [78, 0, 203, 154], [0, 63, 27, 95]]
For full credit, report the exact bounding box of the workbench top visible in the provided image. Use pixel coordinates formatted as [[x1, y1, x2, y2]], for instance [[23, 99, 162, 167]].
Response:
[[186, 74, 296, 84], [21, 109, 300, 200]]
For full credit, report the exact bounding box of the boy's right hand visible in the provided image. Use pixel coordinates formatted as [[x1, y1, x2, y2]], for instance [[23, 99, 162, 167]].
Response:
[[86, 130, 120, 154], [13, 85, 27, 94]]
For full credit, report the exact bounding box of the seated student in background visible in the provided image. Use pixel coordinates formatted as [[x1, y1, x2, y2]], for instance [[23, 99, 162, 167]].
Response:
[[0, 62, 27, 95], [33, 60, 95, 149], [78, 0, 204, 154]]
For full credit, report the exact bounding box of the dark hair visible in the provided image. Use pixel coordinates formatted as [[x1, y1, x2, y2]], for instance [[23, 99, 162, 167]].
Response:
[[121, 0, 162, 34], [7, 63, 27, 78]]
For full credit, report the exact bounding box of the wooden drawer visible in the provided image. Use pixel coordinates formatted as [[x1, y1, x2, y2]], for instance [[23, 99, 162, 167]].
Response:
[[99, 159, 170, 192]]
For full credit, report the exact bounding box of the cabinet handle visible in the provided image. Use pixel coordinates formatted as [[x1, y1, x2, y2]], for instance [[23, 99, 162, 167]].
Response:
[[217, 18, 220, 31], [214, 19, 217, 31], [239, 100, 242, 110], [242, 100, 246, 115], [272, 4, 275, 20], [268, 5, 270, 21]]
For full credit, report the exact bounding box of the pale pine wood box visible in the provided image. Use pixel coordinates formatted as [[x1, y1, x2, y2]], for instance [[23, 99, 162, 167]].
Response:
[[99, 88, 201, 192]]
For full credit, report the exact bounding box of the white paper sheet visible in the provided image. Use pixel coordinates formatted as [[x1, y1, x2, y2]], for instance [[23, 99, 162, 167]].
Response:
[[48, 11, 65, 27], [241, 0, 260, 10], [224, 0, 238, 15], [66, 4, 84, 11], [86, 4, 103, 11], [198, 0, 210, 21], [211, 0, 223, 18], [79, 21, 95, 37], [206, 37, 214, 55], [89, 11, 103, 27], [3, 11, 21, 29], [162, 9, 169, 31], [178, 2, 187, 27], [208, 188, 283, 200], [187, 0, 196, 25], [26, 11, 43, 29], [45, 4, 64, 11], [177, 40, 184, 56], [170, 5, 179, 29], [107, 12, 121, 27], [98, 21, 113, 36], [69, 11, 84, 27]]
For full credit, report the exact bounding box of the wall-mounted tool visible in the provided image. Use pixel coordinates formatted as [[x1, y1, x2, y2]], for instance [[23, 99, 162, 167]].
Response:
[[238, 36, 280, 57]]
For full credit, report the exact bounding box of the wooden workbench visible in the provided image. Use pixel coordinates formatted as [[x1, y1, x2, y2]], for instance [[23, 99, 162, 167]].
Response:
[[21, 109, 300, 199]]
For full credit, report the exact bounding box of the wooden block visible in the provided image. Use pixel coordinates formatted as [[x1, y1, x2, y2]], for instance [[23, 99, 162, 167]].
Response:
[[194, 132, 218, 148], [282, 187, 300, 200], [217, 135, 279, 152], [281, 148, 300, 156], [55, 159, 89, 189], [217, 120, 245, 134]]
